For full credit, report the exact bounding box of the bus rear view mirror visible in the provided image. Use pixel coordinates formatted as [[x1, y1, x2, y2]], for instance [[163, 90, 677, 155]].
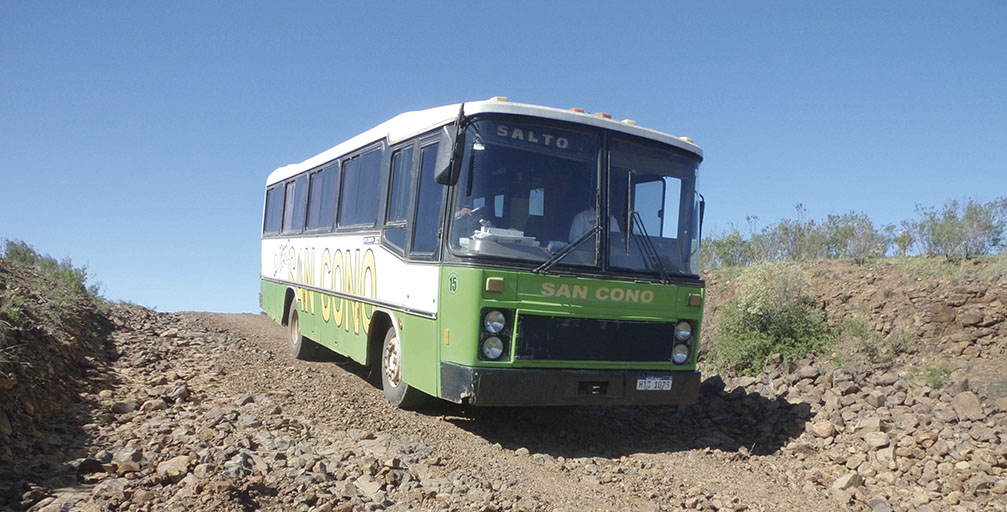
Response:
[[434, 125, 458, 185]]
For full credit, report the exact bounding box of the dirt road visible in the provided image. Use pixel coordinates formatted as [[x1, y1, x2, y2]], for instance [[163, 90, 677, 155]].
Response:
[[7, 306, 1004, 511]]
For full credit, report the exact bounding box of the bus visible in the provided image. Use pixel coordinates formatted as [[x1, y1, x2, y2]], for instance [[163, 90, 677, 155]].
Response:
[[260, 97, 706, 408]]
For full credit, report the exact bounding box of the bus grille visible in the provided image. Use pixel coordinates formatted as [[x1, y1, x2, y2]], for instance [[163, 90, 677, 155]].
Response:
[[514, 315, 676, 362]]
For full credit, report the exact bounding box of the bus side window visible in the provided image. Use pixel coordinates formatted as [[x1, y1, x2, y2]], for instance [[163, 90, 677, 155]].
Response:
[[338, 148, 381, 228], [384, 146, 415, 253], [410, 143, 442, 256], [281, 175, 308, 234], [306, 164, 339, 231], [263, 187, 283, 235]]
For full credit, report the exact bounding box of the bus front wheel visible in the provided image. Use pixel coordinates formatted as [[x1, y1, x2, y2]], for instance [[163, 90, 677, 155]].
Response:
[[287, 302, 321, 360], [380, 326, 426, 409]]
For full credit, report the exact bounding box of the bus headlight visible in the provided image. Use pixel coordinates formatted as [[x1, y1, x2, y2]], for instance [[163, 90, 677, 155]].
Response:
[[481, 336, 505, 360], [672, 343, 690, 364], [484, 310, 506, 334], [674, 321, 692, 342]]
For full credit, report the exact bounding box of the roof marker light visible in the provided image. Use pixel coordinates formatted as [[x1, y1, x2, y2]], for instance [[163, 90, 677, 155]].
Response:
[[621, 119, 637, 125], [569, 107, 585, 113], [679, 136, 695, 143], [593, 112, 612, 119], [488, 96, 509, 102]]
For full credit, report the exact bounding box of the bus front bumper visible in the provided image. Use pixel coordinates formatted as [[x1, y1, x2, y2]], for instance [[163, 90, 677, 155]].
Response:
[[440, 362, 700, 406]]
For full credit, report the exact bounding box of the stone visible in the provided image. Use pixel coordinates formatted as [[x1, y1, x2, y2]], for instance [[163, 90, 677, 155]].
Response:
[[836, 382, 860, 395], [0, 412, 11, 437], [868, 498, 892, 512], [141, 398, 168, 412], [92, 478, 128, 501], [110, 401, 138, 414], [876, 446, 896, 469], [112, 447, 142, 463], [832, 472, 864, 490], [856, 416, 882, 433], [797, 365, 820, 380], [160, 328, 180, 338], [115, 460, 140, 475], [235, 394, 255, 406], [515, 447, 530, 456], [132, 489, 156, 504], [809, 421, 835, 438], [156, 455, 191, 482], [864, 432, 890, 449], [958, 313, 982, 326], [951, 391, 983, 421]]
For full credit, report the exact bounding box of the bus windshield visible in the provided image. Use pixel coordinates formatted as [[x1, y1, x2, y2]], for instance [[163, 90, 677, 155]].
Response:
[[449, 118, 701, 276]]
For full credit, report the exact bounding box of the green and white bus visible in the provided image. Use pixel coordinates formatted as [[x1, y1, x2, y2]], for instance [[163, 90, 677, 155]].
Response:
[[260, 97, 706, 407]]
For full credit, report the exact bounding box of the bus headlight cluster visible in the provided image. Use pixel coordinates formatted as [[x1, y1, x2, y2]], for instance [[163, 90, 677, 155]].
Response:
[[672, 320, 693, 364], [672, 343, 691, 364], [674, 321, 692, 342], [484, 310, 506, 334], [481, 336, 505, 360], [479, 309, 511, 361]]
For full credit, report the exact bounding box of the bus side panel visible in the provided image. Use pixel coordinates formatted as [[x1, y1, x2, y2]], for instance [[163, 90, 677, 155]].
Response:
[[399, 312, 440, 397], [306, 288, 371, 364], [437, 266, 502, 369], [260, 279, 287, 324]]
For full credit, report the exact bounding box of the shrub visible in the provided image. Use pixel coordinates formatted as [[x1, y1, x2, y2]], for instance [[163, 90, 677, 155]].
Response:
[[1, 240, 97, 298], [707, 262, 832, 374]]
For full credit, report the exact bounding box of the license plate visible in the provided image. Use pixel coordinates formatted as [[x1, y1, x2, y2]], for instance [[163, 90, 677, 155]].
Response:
[[636, 376, 672, 391]]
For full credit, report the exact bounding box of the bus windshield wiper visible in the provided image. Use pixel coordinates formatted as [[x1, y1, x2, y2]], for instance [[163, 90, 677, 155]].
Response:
[[534, 225, 600, 274], [630, 211, 672, 284]]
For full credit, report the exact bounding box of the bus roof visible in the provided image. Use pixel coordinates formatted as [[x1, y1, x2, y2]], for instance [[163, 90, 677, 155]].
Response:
[[266, 98, 703, 186]]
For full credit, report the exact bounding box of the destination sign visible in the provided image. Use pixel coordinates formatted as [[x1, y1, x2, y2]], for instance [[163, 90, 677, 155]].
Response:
[[477, 120, 596, 160]]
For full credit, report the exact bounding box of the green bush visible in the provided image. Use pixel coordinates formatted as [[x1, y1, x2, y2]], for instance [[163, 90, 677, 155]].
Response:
[[1, 240, 98, 298], [708, 262, 832, 375]]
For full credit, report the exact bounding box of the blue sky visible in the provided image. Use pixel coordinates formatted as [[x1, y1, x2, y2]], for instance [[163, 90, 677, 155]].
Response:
[[1, 2, 1005, 313]]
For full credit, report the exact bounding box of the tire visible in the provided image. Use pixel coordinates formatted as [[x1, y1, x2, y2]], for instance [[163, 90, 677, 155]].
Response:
[[287, 301, 321, 360], [380, 326, 427, 409]]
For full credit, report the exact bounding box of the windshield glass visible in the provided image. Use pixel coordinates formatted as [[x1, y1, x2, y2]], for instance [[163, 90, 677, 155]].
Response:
[[449, 119, 702, 277], [450, 119, 600, 265], [609, 137, 701, 275]]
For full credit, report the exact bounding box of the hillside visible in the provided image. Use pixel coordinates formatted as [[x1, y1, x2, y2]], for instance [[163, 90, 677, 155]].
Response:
[[0, 254, 1005, 511]]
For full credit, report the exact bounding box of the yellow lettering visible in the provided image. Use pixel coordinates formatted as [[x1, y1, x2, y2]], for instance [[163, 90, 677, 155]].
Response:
[[361, 249, 376, 334], [555, 284, 570, 298], [596, 287, 610, 300], [331, 250, 343, 327], [345, 249, 361, 335], [624, 289, 640, 303], [641, 290, 654, 303], [541, 282, 556, 297], [610, 288, 625, 301], [320, 249, 331, 322], [572, 285, 588, 299], [304, 248, 316, 314]]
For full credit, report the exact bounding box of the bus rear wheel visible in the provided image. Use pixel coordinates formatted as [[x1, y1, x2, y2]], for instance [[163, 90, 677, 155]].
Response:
[[380, 326, 426, 409], [287, 302, 321, 360]]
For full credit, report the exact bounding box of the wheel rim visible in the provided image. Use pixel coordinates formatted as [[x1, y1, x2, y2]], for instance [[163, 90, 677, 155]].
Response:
[[383, 332, 402, 386], [289, 309, 299, 350]]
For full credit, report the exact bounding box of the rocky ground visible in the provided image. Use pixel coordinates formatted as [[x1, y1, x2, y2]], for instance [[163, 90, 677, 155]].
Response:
[[1, 258, 1005, 511]]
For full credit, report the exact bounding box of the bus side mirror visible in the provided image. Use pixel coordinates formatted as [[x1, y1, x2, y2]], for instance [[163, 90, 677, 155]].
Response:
[[434, 125, 458, 185]]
